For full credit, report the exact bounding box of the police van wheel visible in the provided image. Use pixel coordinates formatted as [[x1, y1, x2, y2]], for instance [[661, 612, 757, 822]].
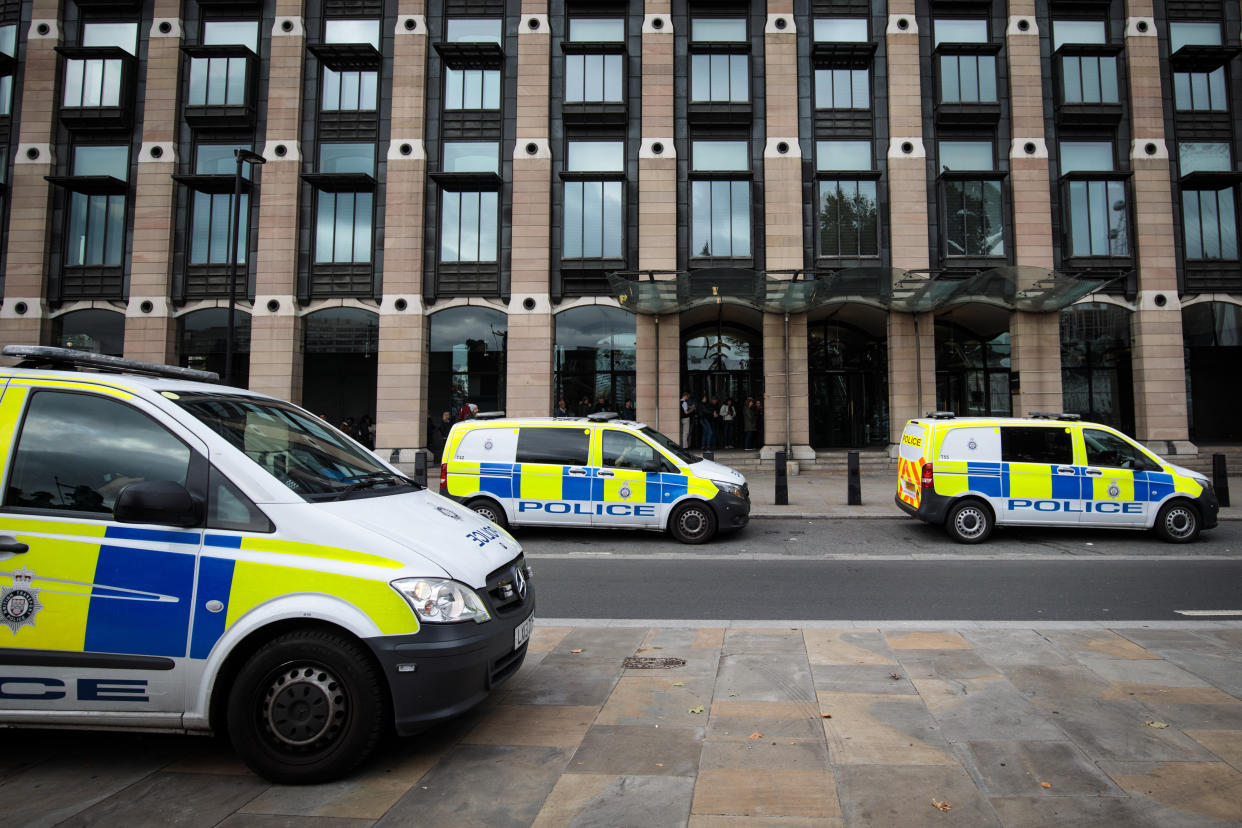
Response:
[[945, 499, 993, 544], [670, 501, 716, 544], [467, 497, 508, 529], [227, 629, 386, 784], [1154, 500, 1200, 543]]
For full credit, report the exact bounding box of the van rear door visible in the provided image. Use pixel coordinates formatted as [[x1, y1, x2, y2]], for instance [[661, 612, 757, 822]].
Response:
[[897, 421, 928, 509]]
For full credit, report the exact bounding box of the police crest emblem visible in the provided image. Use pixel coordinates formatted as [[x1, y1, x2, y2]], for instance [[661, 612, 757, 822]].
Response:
[[1108, 482, 1121, 498], [619, 485, 631, 499], [1, 567, 43, 635]]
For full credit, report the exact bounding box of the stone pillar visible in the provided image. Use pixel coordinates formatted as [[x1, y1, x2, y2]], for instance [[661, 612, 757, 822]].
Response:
[[0, 4, 60, 353], [1125, 1, 1192, 451], [505, 6, 553, 418], [885, 5, 936, 441], [125, 9, 183, 365], [1006, 5, 1062, 416], [760, 312, 811, 460], [376, 4, 428, 459], [636, 4, 679, 439], [249, 6, 305, 401]]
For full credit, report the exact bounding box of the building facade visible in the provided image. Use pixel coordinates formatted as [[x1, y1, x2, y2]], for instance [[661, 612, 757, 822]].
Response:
[[1, 0, 1239, 462]]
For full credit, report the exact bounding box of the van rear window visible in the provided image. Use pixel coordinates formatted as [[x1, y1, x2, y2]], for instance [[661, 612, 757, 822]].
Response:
[[516, 427, 589, 465], [1001, 427, 1072, 464]]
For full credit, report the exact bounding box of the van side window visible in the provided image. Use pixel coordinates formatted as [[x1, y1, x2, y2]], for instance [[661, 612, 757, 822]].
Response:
[[1084, 429, 1150, 470], [602, 430, 658, 469], [516, 427, 589, 465], [5, 391, 192, 515], [1000, 427, 1072, 464], [207, 466, 274, 532]]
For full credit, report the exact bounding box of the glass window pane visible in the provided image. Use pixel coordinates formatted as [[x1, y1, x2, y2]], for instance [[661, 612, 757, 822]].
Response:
[[1069, 181, 1089, 255], [692, 19, 747, 42], [1099, 56, 1118, 103], [316, 193, 336, 262], [354, 192, 372, 262], [209, 192, 230, 262], [710, 53, 729, 100], [359, 71, 377, 109], [603, 181, 622, 257], [1183, 191, 1205, 259], [934, 19, 987, 46], [479, 192, 498, 262], [1174, 71, 1192, 109], [67, 194, 87, 265], [0, 24, 16, 56], [731, 181, 751, 256], [440, 192, 460, 261], [187, 58, 208, 105], [692, 181, 710, 256], [442, 141, 498, 173], [940, 55, 960, 101], [582, 180, 602, 257], [604, 54, 623, 101], [445, 68, 464, 107], [814, 69, 831, 108], [939, 141, 993, 171], [319, 142, 374, 173], [190, 191, 211, 264], [1208, 67, 1226, 109], [64, 59, 85, 106], [82, 59, 104, 106], [979, 55, 998, 101], [105, 194, 124, 265], [859, 180, 879, 254], [565, 55, 584, 101], [324, 19, 379, 48], [691, 54, 710, 101], [195, 144, 248, 174], [1108, 180, 1128, 255], [729, 54, 748, 102], [74, 145, 129, 179], [1061, 142, 1114, 172], [338, 70, 359, 109], [87, 195, 106, 263], [961, 55, 981, 101], [984, 179, 1004, 255], [816, 140, 871, 171], [569, 18, 623, 41], [583, 53, 604, 101], [563, 181, 582, 257], [692, 140, 749, 171], [1202, 189, 1221, 259], [226, 57, 247, 104], [1052, 20, 1106, 49], [204, 20, 258, 50], [1221, 190, 1238, 258], [813, 19, 868, 42], [1080, 56, 1100, 103], [711, 181, 730, 254], [567, 141, 624, 172], [207, 56, 227, 105], [852, 69, 869, 108], [1063, 56, 1083, 103], [83, 22, 137, 54], [1180, 141, 1232, 174], [833, 69, 851, 107], [482, 69, 500, 108], [332, 192, 354, 261], [446, 18, 502, 44], [459, 191, 479, 260], [1170, 22, 1221, 51]]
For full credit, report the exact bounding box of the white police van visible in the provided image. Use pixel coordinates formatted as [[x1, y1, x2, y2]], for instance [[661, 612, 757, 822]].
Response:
[[0, 346, 533, 783]]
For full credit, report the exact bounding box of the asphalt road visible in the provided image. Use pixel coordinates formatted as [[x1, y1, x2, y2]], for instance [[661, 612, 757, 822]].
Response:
[[516, 517, 1242, 622]]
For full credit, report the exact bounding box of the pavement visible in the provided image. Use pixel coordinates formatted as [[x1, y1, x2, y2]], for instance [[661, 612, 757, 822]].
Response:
[[5, 620, 1242, 826]]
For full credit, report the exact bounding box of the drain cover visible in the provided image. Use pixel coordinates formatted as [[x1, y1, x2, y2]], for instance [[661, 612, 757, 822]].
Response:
[[623, 656, 687, 669]]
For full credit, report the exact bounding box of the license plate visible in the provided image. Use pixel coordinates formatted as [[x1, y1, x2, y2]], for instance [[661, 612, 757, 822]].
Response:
[[514, 613, 535, 649]]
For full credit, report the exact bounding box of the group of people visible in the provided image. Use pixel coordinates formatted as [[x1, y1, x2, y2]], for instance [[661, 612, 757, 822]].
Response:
[[554, 396, 637, 420], [336, 415, 375, 449], [680, 393, 762, 452]]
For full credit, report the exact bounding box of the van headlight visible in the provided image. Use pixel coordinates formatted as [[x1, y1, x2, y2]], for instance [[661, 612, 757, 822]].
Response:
[[713, 481, 744, 499], [391, 578, 491, 624]]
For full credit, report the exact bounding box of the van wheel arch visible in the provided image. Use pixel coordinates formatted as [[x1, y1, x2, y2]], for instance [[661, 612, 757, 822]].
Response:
[[465, 496, 509, 529], [669, 499, 717, 544], [1153, 498, 1201, 543], [944, 497, 994, 544]]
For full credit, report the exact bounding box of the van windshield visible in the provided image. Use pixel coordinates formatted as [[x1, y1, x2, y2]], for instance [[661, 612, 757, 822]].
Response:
[[640, 426, 701, 464], [172, 394, 417, 500]]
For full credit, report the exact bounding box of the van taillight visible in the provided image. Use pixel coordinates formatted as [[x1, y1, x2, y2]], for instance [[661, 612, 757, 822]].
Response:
[[440, 463, 447, 491], [921, 462, 934, 488]]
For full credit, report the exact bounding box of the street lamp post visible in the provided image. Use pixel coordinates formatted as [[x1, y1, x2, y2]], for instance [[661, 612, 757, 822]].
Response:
[[224, 148, 266, 386]]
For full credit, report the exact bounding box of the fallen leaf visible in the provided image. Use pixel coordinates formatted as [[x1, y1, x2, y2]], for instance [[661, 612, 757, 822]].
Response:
[[655, 763, 664, 767], [1145, 720, 1169, 729], [689, 705, 705, 714], [672, 682, 685, 687], [1040, 782, 1052, 789], [890, 672, 902, 680], [788, 740, 797, 745], [822, 713, 833, 719], [932, 799, 952, 812], [570, 649, 583, 654], [748, 732, 763, 740]]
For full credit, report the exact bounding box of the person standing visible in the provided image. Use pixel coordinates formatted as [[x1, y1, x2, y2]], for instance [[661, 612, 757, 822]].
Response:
[[622, 399, 636, 420], [742, 397, 758, 450], [719, 397, 736, 448], [696, 394, 714, 451], [680, 391, 693, 446], [555, 398, 569, 417]]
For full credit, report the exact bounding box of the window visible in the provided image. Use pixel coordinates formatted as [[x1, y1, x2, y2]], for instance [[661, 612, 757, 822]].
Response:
[[321, 19, 379, 113], [1083, 428, 1151, 469], [690, 18, 748, 103], [189, 21, 256, 107], [428, 306, 507, 418], [1061, 141, 1129, 258], [442, 141, 498, 173], [1053, 20, 1118, 105], [934, 19, 996, 104], [1174, 66, 1227, 111], [207, 466, 271, 532], [5, 392, 191, 515], [554, 305, 636, 413], [815, 67, 868, 109], [1170, 21, 1221, 52], [602, 430, 657, 469], [67, 145, 127, 267], [439, 141, 499, 264], [939, 141, 1004, 257], [1180, 142, 1238, 261], [189, 145, 253, 266], [324, 19, 379, 48], [1000, 426, 1072, 464], [565, 17, 624, 104], [445, 68, 500, 110], [314, 143, 373, 264], [0, 24, 15, 116], [63, 22, 137, 108], [516, 427, 589, 465], [691, 141, 750, 259], [813, 18, 868, 42], [563, 140, 623, 260], [815, 140, 878, 258], [446, 18, 502, 44]]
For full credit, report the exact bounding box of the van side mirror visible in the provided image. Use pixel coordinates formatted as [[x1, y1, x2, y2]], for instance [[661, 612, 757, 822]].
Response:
[[114, 481, 201, 528]]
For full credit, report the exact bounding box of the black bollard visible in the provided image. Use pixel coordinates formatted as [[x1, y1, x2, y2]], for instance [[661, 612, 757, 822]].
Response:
[[414, 449, 427, 489], [775, 450, 789, 506], [847, 450, 861, 505], [1213, 452, 1230, 508]]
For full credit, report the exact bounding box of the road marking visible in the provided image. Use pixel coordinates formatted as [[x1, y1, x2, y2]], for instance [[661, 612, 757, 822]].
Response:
[[1175, 610, 1242, 616]]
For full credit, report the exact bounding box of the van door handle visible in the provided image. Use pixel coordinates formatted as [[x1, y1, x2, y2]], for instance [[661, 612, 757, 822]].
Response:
[[1056, 466, 1077, 475], [597, 470, 614, 478], [566, 468, 587, 476], [1085, 468, 1103, 476], [0, 538, 28, 554]]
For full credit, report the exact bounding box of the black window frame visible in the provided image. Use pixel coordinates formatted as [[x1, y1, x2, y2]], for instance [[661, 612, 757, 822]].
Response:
[[515, 426, 590, 466], [999, 425, 1073, 465], [936, 138, 1008, 265]]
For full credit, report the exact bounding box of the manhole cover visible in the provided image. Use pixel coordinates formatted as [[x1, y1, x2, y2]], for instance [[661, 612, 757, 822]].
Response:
[[623, 656, 687, 669]]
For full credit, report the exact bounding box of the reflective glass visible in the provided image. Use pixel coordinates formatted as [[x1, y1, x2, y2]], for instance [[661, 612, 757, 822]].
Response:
[[1061, 142, 1114, 172], [939, 141, 993, 171], [440, 191, 497, 262], [816, 140, 871, 171], [691, 181, 750, 257], [934, 19, 987, 45], [324, 19, 379, 48], [1179, 142, 1232, 174], [0, 76, 11, 116], [691, 18, 747, 41], [1052, 20, 1106, 48], [817, 180, 879, 256], [813, 18, 867, 42], [204, 20, 258, 50], [562, 181, 624, 259], [567, 141, 623, 171], [816, 68, 869, 108], [445, 68, 500, 109], [0, 24, 16, 56], [446, 18, 502, 44], [442, 141, 498, 173], [1183, 188, 1239, 260], [319, 143, 374, 173], [569, 18, 623, 41], [74, 145, 129, 179], [692, 140, 749, 171], [195, 144, 249, 174], [1170, 21, 1221, 51], [83, 22, 137, 54]]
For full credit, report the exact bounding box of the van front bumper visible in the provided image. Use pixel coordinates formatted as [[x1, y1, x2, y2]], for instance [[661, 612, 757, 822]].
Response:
[[711, 490, 750, 530], [364, 588, 535, 736]]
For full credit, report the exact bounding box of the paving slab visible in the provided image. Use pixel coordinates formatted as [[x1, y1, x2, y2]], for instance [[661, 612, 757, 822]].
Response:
[[833, 764, 1001, 827], [568, 724, 704, 777], [957, 740, 1122, 796], [56, 771, 267, 828], [532, 773, 696, 828]]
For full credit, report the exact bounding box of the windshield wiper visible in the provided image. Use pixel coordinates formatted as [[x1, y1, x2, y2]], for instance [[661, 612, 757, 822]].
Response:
[[333, 471, 419, 501]]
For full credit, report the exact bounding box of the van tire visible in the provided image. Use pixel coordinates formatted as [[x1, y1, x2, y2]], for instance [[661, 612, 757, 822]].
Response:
[[944, 499, 993, 544], [1154, 500, 1200, 543], [226, 630, 386, 784], [670, 501, 716, 544], [466, 497, 508, 529]]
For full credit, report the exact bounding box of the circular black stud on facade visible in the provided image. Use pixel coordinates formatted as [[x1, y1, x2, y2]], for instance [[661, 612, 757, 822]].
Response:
[[150, 145, 163, 159], [404, 18, 416, 31], [1024, 142, 1037, 155], [774, 17, 787, 30], [140, 300, 154, 313], [159, 21, 172, 34], [266, 299, 280, 312], [901, 141, 914, 154], [399, 143, 412, 156], [36, 23, 49, 35], [651, 142, 664, 155], [522, 297, 537, 311], [525, 142, 539, 155], [13, 301, 27, 315], [274, 144, 287, 157], [281, 20, 293, 32], [1017, 19, 1030, 32], [896, 18, 909, 31], [776, 141, 789, 154], [25, 147, 39, 160], [651, 17, 664, 30], [1154, 293, 1168, 307], [527, 17, 539, 30], [394, 298, 408, 311], [1136, 20, 1149, 33], [1145, 142, 1158, 156]]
